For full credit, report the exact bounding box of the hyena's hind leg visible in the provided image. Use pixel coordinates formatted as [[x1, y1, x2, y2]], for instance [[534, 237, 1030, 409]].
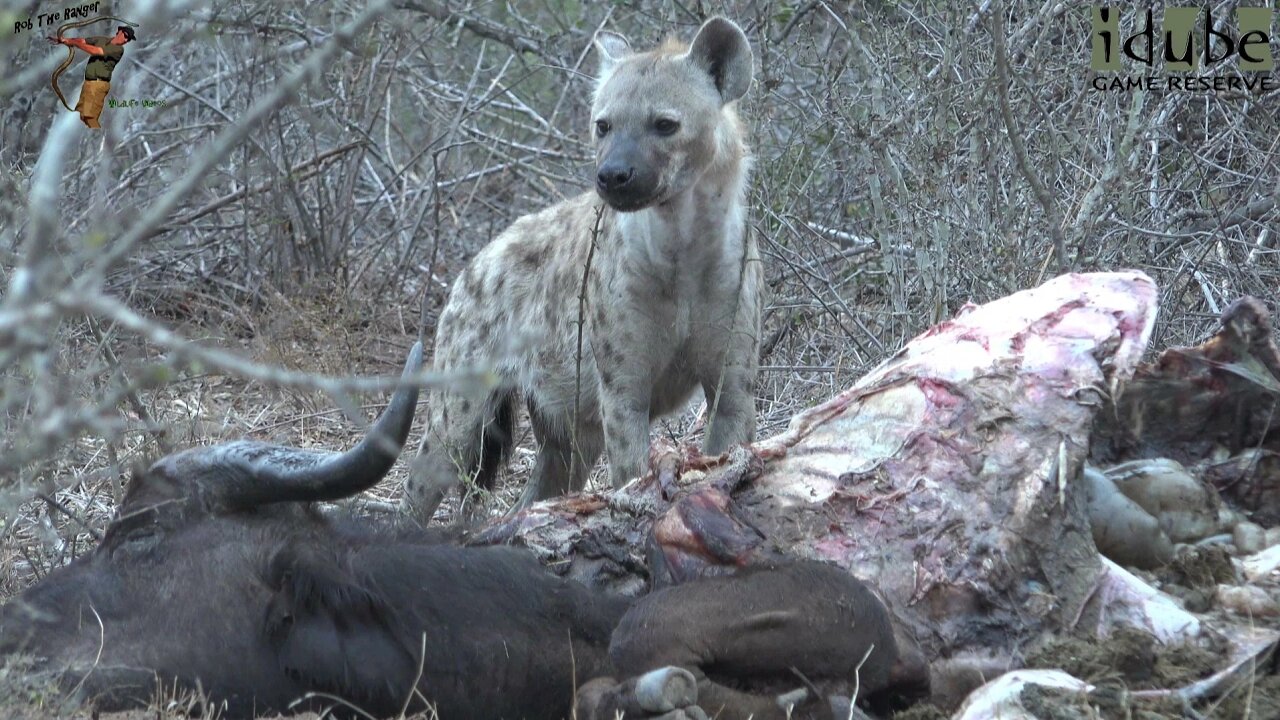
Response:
[[511, 398, 603, 513], [402, 389, 517, 523]]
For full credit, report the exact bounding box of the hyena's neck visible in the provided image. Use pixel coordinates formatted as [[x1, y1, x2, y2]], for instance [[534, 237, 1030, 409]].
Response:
[[617, 116, 750, 271]]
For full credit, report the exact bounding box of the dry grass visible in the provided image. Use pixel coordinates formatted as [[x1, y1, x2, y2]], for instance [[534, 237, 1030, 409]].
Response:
[[1, 0, 1277, 717]]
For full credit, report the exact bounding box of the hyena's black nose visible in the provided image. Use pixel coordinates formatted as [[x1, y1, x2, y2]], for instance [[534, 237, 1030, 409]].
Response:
[[597, 163, 635, 191]]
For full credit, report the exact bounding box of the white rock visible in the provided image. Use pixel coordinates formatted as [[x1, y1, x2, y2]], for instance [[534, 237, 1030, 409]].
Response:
[[1242, 544, 1280, 583], [1104, 458, 1218, 543], [1234, 521, 1267, 555], [1216, 584, 1280, 617], [1091, 557, 1202, 643], [954, 669, 1093, 720]]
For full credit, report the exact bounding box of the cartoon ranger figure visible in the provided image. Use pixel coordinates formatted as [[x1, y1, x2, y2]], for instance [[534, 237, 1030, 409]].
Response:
[[47, 23, 137, 129]]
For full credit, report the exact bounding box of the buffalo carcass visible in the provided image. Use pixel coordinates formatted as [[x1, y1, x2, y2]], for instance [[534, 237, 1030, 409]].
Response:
[[0, 342, 904, 720], [469, 273, 1280, 715]]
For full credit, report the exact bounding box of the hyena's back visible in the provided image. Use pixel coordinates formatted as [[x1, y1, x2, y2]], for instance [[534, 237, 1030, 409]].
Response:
[[432, 195, 598, 390], [411, 194, 609, 508]]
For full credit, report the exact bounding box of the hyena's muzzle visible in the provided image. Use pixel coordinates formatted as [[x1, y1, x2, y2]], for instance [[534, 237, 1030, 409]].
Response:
[[595, 136, 663, 212]]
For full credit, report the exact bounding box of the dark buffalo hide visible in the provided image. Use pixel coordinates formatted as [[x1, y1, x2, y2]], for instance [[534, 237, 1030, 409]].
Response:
[[0, 342, 902, 720]]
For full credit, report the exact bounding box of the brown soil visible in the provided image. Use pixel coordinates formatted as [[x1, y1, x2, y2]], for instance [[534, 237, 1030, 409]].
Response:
[[1018, 625, 1280, 719], [1019, 683, 1188, 720], [1026, 626, 1222, 690], [891, 703, 950, 720], [1167, 545, 1238, 591]]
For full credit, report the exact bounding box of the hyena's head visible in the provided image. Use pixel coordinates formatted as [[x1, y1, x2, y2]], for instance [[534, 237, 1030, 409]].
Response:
[[590, 17, 752, 212]]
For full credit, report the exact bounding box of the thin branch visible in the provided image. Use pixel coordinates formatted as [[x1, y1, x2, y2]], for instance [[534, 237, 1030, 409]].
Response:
[[6, 114, 80, 309], [989, 1, 1070, 274], [572, 204, 606, 484], [394, 0, 549, 59], [64, 291, 485, 396], [165, 141, 367, 228]]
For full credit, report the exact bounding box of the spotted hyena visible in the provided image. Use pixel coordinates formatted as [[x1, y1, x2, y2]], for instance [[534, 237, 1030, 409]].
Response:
[[404, 17, 761, 521]]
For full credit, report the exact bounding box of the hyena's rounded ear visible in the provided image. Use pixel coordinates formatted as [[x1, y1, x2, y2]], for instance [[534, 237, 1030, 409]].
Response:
[[687, 17, 753, 104], [594, 30, 633, 77]]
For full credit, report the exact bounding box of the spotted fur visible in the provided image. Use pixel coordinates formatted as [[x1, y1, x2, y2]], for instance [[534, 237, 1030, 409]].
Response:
[[404, 17, 761, 521]]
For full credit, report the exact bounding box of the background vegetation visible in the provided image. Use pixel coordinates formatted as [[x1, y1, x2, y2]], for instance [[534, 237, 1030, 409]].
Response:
[[0, 0, 1276, 620]]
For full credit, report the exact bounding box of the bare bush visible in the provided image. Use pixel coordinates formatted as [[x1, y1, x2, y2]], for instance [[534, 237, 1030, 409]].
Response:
[[0, 0, 1276, 608]]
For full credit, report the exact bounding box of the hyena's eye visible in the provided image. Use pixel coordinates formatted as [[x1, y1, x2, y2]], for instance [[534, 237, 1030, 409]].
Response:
[[595, 120, 611, 137], [653, 118, 680, 135]]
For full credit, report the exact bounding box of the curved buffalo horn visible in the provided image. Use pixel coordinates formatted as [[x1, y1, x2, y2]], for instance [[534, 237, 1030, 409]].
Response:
[[178, 342, 424, 510]]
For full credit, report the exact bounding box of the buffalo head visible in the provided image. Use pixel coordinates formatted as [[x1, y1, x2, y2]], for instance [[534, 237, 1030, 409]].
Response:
[[0, 343, 442, 717]]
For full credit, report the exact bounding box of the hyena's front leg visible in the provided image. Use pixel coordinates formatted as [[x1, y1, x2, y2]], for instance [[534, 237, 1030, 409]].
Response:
[[595, 342, 655, 488], [700, 316, 759, 454], [700, 359, 757, 455], [599, 389, 651, 489]]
